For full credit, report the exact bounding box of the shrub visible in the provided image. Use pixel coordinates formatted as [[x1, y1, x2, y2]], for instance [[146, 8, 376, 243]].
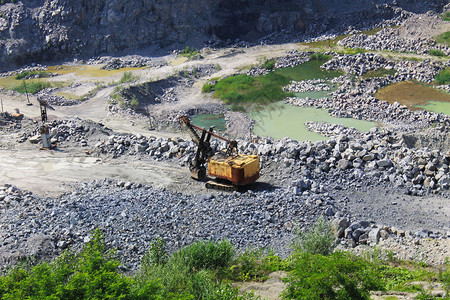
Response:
[[129, 95, 139, 109], [441, 12, 450, 21], [428, 49, 445, 57], [174, 240, 235, 272], [435, 68, 450, 85], [12, 80, 51, 94], [262, 59, 276, 70], [283, 252, 385, 300], [119, 71, 137, 83], [15, 71, 52, 80], [180, 46, 200, 59], [229, 248, 288, 282], [0, 229, 161, 299], [291, 216, 336, 256]]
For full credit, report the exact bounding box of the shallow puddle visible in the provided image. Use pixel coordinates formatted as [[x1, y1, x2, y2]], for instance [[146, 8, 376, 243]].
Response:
[[375, 81, 450, 115], [247, 102, 377, 142]]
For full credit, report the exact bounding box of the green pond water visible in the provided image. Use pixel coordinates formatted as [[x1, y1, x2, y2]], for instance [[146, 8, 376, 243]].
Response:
[[273, 60, 342, 81], [415, 101, 450, 115], [248, 103, 377, 142], [190, 114, 226, 132]]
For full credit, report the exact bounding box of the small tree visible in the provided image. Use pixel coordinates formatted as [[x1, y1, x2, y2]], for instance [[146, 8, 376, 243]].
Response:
[[292, 216, 336, 256]]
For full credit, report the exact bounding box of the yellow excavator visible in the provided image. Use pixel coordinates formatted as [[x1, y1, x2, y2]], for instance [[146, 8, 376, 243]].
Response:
[[178, 115, 260, 191]]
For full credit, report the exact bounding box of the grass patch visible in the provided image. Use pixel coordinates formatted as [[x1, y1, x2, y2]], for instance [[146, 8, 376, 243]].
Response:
[[12, 80, 51, 94], [336, 47, 367, 55], [213, 73, 293, 110], [441, 12, 450, 21], [435, 31, 450, 46], [428, 49, 446, 57], [309, 53, 332, 60], [15, 71, 52, 80], [435, 68, 450, 85]]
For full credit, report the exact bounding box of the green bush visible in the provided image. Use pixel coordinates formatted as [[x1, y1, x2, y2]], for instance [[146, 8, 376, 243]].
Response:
[[12, 80, 51, 94], [229, 248, 288, 282], [15, 71, 52, 80], [262, 59, 276, 70], [435, 68, 450, 85], [0, 229, 161, 299], [283, 252, 385, 300], [291, 216, 336, 256], [441, 12, 450, 21], [428, 49, 446, 57], [119, 71, 137, 83], [180, 46, 200, 59], [174, 240, 235, 272]]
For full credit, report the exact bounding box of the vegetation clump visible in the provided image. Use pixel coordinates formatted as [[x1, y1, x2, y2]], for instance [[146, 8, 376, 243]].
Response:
[[262, 59, 276, 70], [440, 12, 450, 21], [428, 49, 446, 57], [435, 68, 450, 85], [15, 71, 53, 80], [180, 46, 201, 60], [12, 80, 51, 94], [0, 224, 448, 300], [435, 31, 450, 46], [119, 71, 138, 84]]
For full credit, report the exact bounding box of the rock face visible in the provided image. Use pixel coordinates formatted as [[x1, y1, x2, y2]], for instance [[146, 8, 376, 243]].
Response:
[[0, 0, 446, 70]]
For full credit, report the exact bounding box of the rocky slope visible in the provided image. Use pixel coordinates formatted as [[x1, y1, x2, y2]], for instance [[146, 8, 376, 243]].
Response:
[[0, 0, 447, 70]]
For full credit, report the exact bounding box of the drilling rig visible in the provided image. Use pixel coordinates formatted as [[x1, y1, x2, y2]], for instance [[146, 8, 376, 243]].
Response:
[[179, 115, 260, 191]]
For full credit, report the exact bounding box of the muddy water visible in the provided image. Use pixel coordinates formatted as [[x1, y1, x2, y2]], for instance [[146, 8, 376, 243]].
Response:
[[248, 102, 377, 142], [376, 81, 450, 115]]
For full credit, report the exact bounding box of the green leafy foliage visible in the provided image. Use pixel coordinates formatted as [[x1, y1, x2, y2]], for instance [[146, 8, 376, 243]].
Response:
[[0, 229, 160, 299], [291, 216, 336, 256], [15, 71, 52, 80], [262, 59, 276, 70], [435, 68, 450, 85], [12, 80, 51, 94], [428, 49, 446, 57], [441, 12, 450, 21], [283, 252, 385, 300], [228, 249, 288, 282], [180, 46, 200, 59], [119, 71, 138, 83]]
